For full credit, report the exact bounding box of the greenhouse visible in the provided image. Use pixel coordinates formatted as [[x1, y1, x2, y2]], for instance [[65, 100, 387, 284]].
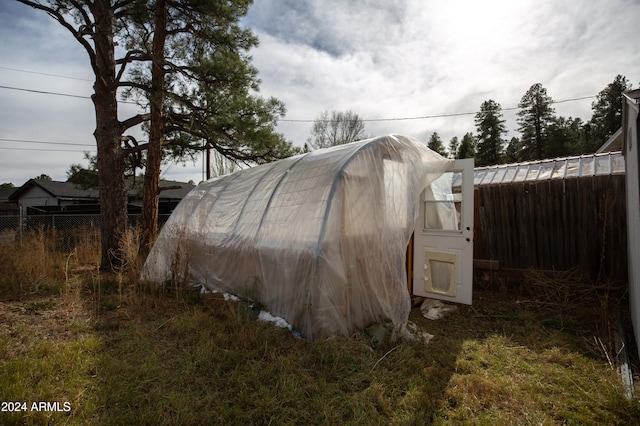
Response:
[[142, 134, 450, 341]]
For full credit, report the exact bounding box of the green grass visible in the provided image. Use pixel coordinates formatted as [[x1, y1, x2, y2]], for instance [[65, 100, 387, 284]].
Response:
[[1, 232, 639, 424], [2, 289, 638, 425]]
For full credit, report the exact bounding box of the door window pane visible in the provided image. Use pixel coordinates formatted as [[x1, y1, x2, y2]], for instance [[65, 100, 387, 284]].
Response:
[[423, 172, 462, 231]]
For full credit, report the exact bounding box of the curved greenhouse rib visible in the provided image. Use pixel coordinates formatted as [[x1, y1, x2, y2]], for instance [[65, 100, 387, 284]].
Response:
[[313, 138, 384, 257], [253, 154, 308, 240]]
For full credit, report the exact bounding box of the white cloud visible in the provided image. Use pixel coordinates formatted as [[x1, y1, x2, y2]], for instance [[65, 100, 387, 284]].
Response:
[[247, 0, 640, 145]]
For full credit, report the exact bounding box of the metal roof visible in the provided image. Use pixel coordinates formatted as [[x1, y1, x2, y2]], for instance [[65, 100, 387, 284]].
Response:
[[471, 151, 625, 186]]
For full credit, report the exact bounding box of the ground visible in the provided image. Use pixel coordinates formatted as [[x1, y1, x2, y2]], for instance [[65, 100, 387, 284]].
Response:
[[1, 267, 639, 424]]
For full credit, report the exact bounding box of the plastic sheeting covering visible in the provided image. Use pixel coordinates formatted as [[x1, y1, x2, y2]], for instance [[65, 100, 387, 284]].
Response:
[[142, 135, 450, 341]]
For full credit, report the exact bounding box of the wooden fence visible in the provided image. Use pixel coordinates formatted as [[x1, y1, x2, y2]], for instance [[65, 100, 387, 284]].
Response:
[[474, 174, 628, 283]]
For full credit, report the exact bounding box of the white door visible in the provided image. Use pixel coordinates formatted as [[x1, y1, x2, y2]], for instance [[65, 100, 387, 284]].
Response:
[[413, 159, 474, 305]]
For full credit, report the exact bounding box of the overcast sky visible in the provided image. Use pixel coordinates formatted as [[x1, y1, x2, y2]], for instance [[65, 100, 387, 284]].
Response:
[[1, 0, 639, 186]]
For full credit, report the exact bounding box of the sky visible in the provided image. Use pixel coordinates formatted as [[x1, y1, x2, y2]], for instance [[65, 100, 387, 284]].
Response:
[[0, 0, 639, 186]]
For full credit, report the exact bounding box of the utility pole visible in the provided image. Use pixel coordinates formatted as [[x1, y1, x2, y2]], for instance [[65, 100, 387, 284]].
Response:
[[205, 139, 211, 180]]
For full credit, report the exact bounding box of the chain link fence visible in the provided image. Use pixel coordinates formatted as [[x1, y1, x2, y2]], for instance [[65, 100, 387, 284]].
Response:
[[0, 214, 171, 251]]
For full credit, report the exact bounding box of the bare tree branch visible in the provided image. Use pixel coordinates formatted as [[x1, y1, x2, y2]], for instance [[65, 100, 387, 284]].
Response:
[[117, 81, 151, 93], [115, 49, 152, 82], [116, 49, 152, 65], [120, 112, 151, 132], [121, 142, 149, 156]]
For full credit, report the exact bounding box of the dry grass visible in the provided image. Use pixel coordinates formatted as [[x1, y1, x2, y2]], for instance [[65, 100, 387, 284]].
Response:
[[1, 229, 639, 425]]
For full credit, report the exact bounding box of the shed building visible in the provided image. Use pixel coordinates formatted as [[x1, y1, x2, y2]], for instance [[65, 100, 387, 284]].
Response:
[[623, 89, 640, 358], [472, 151, 627, 284]]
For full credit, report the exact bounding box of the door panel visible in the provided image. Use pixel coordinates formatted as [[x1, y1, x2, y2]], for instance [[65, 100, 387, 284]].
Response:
[[423, 249, 459, 297], [413, 159, 474, 305]]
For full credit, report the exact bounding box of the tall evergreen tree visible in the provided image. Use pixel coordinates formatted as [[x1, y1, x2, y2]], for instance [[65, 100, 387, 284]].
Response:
[[457, 132, 476, 160], [448, 136, 459, 159], [545, 116, 583, 158], [503, 137, 522, 163], [18, 0, 294, 268], [517, 83, 555, 161], [19, 0, 131, 268], [123, 0, 296, 254], [138, 0, 167, 256], [586, 75, 632, 152], [427, 132, 447, 156], [474, 100, 506, 166]]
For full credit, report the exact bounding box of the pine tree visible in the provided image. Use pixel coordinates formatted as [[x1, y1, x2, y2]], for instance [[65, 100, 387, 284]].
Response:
[[18, 0, 295, 268], [517, 83, 555, 161], [122, 1, 298, 255], [475, 100, 506, 166], [427, 132, 447, 156], [457, 133, 476, 160], [586, 75, 632, 152], [503, 137, 522, 163], [545, 116, 583, 158], [448, 136, 459, 159]]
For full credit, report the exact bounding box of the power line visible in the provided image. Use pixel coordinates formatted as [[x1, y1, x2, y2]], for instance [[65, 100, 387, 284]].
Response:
[[552, 95, 596, 105], [278, 95, 597, 122], [279, 110, 479, 122], [0, 66, 93, 82], [0, 146, 94, 153], [0, 82, 597, 122], [0, 65, 598, 113], [0, 84, 91, 100], [0, 84, 139, 104], [160, 160, 176, 178], [0, 138, 94, 147]]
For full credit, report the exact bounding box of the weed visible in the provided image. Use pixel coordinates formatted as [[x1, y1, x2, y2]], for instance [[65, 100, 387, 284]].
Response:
[[21, 300, 56, 313]]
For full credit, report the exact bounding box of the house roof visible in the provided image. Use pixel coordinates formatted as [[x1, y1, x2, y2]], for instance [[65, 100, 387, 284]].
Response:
[[624, 88, 640, 103], [0, 186, 18, 202], [596, 128, 623, 153], [468, 151, 625, 186], [9, 179, 195, 203], [156, 180, 195, 200], [126, 179, 196, 207], [9, 179, 99, 202]]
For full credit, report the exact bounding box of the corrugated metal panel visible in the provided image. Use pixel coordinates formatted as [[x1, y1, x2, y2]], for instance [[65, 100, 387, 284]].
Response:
[[538, 161, 555, 180], [580, 156, 595, 176], [473, 151, 625, 185], [514, 165, 529, 182], [612, 154, 625, 174], [493, 167, 507, 184], [503, 165, 518, 183], [473, 169, 487, 185]]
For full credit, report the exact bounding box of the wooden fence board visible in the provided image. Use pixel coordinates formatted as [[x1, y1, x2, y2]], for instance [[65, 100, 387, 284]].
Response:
[[474, 175, 627, 283]]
